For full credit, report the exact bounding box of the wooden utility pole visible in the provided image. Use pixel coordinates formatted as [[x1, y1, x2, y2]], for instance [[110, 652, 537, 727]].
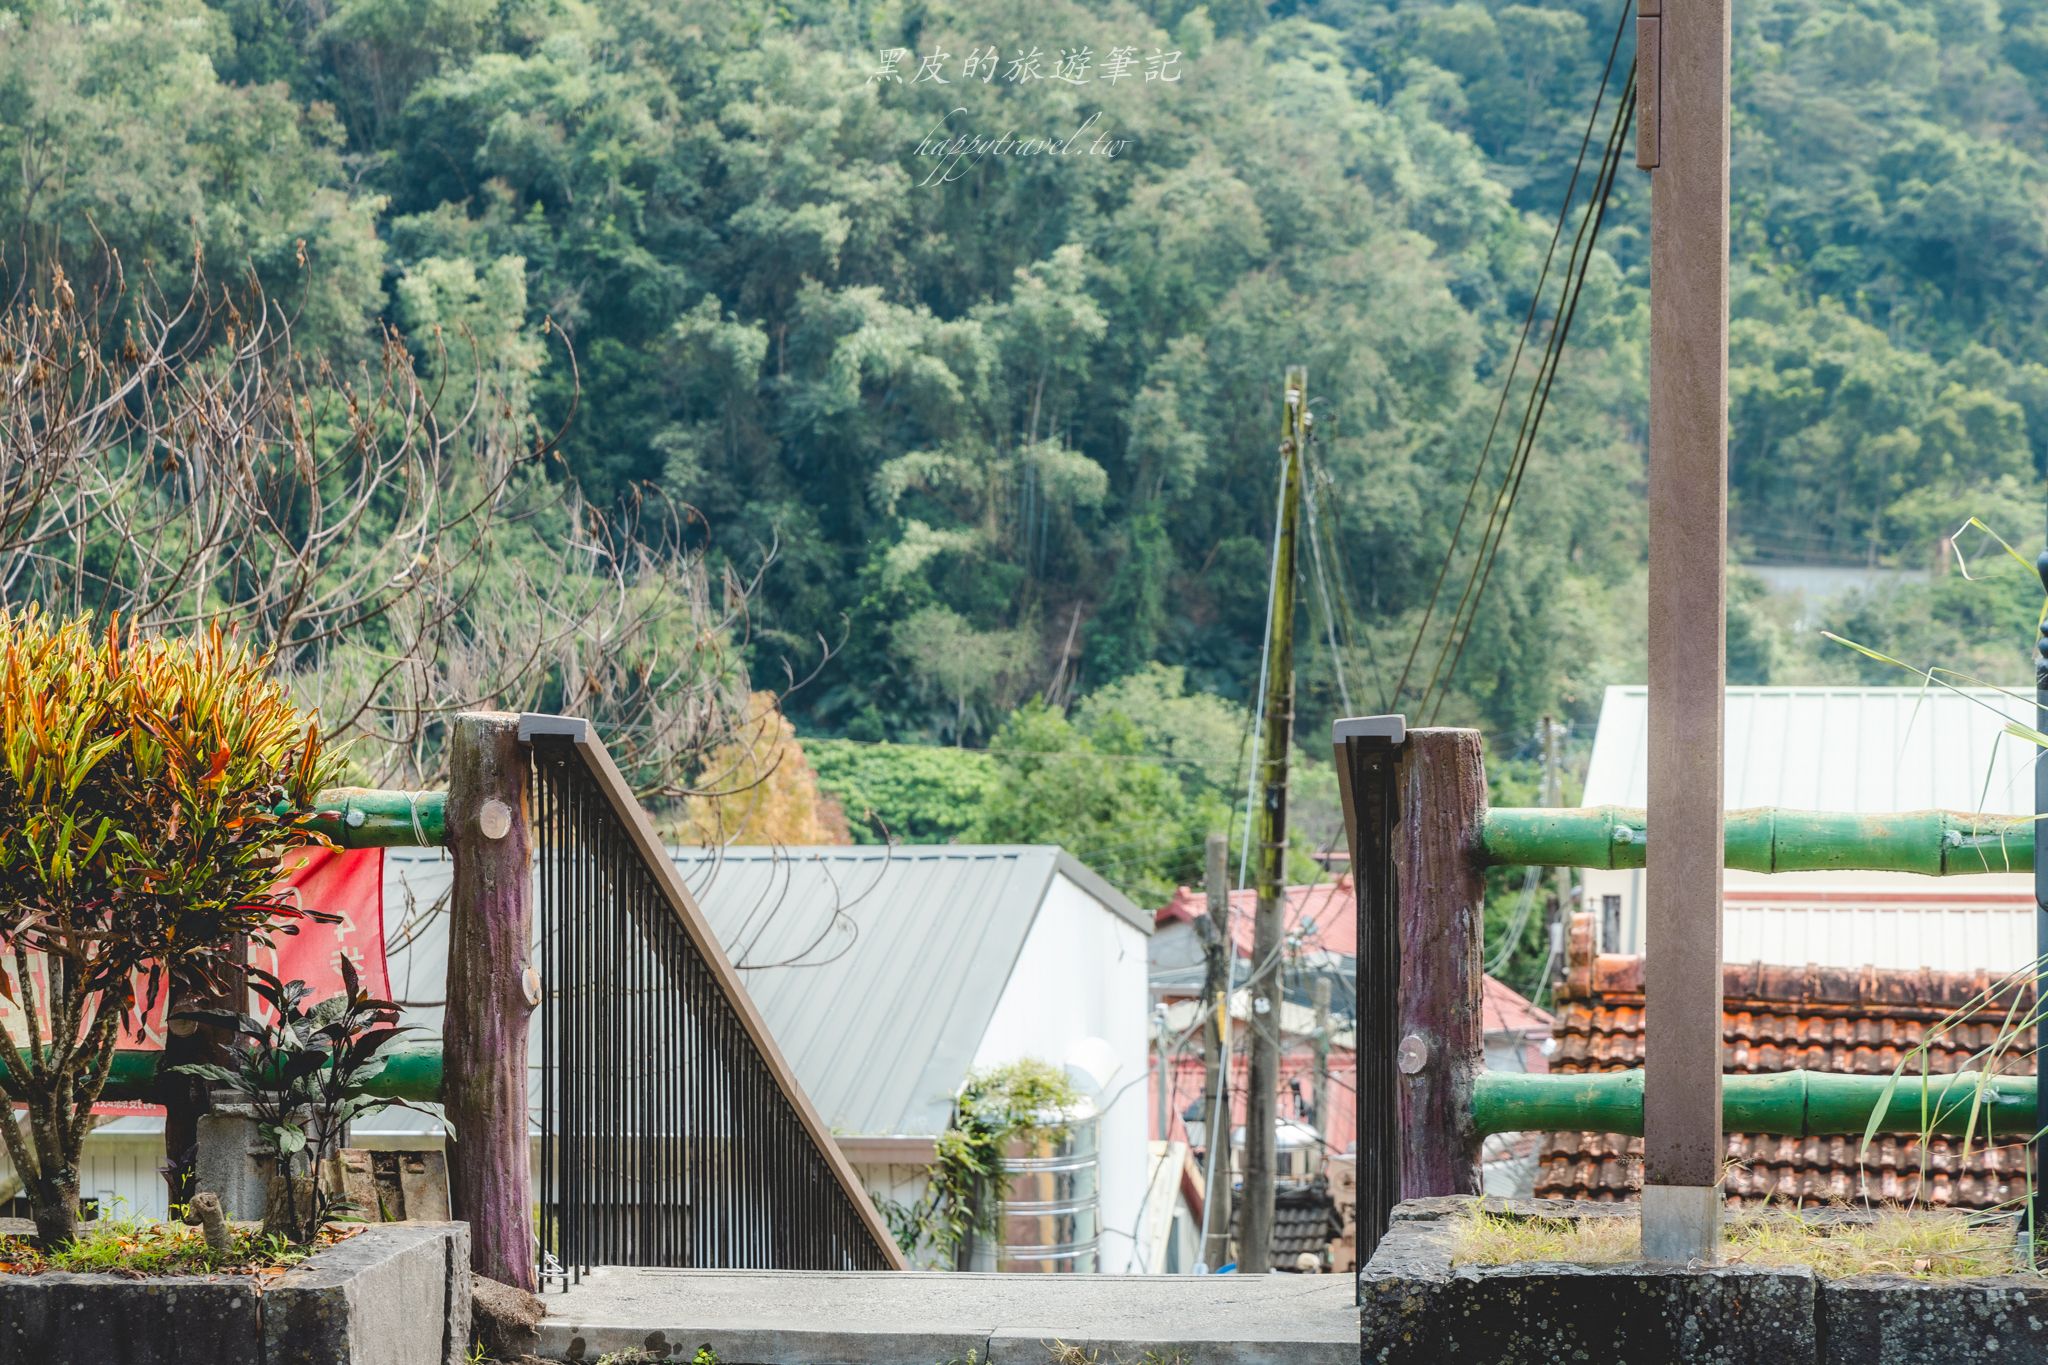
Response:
[[1244, 367, 1306, 1275], [1639, 0, 1731, 1264], [1311, 974, 1332, 1172], [444, 711, 538, 1290], [1197, 832, 1234, 1270]]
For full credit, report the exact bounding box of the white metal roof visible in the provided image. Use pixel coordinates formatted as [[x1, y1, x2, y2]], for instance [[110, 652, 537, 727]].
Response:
[[1581, 684, 2040, 814], [1578, 685, 2041, 971]]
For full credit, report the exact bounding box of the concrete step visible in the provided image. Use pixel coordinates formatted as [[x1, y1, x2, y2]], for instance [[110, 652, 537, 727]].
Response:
[[538, 1268, 1359, 1365]]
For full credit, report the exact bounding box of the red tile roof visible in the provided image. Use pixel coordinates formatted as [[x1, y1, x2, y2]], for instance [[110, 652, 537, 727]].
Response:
[[1484, 974, 1555, 1038], [1156, 878, 1356, 957], [1534, 914, 2033, 1209]]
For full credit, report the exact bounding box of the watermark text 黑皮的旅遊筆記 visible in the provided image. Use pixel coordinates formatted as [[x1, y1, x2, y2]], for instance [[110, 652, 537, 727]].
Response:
[[869, 42, 1180, 187]]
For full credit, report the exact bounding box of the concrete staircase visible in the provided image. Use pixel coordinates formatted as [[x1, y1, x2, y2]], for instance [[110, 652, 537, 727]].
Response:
[[538, 1268, 1358, 1365]]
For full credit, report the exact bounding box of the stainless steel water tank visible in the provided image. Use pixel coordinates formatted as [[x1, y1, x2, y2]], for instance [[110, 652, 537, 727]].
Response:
[[969, 1098, 1101, 1272]]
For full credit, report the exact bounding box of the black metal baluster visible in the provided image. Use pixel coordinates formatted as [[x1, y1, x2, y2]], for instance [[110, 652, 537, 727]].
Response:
[[526, 731, 894, 1277]]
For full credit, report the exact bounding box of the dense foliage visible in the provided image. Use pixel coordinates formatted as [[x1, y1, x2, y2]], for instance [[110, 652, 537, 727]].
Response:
[[3, 0, 2042, 961]]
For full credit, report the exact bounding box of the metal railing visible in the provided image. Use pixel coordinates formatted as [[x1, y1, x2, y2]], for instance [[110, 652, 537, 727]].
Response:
[[522, 716, 903, 1282], [1333, 717, 1404, 1264]]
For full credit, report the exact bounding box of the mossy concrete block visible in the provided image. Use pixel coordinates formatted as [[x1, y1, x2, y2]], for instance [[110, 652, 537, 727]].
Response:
[[0, 1274, 265, 1365], [0, 1222, 469, 1365], [1362, 1197, 1819, 1365], [1820, 1274, 2048, 1365], [265, 1221, 471, 1365]]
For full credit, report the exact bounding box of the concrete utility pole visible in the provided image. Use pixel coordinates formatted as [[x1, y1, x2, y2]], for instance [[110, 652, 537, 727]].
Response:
[[1155, 1007, 1172, 1145], [1542, 717, 1571, 989], [1638, 0, 1731, 1263], [1243, 367, 1307, 1275], [1197, 832, 1234, 1270], [1311, 974, 1332, 1173]]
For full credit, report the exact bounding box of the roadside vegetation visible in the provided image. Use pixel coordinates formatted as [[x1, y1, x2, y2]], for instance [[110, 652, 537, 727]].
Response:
[[1453, 1204, 2025, 1279]]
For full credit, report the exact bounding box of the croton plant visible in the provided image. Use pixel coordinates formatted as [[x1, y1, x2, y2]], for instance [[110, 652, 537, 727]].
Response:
[[0, 610, 341, 1246]]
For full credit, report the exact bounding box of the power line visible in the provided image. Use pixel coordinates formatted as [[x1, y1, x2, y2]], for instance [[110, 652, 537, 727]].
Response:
[[1308, 460, 1391, 710], [1424, 71, 1636, 721], [1389, 0, 1635, 713]]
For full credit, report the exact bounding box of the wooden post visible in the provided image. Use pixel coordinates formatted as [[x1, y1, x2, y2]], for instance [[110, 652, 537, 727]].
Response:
[[1542, 717, 1570, 989], [2033, 542, 2048, 1253], [444, 711, 536, 1290], [1640, 0, 1730, 1263], [1332, 713, 1405, 1268], [1197, 832, 1234, 1271], [1391, 728, 1485, 1200]]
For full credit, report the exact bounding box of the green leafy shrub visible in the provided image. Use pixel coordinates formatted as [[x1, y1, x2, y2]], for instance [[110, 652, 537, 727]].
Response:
[[173, 961, 439, 1245], [805, 739, 997, 844]]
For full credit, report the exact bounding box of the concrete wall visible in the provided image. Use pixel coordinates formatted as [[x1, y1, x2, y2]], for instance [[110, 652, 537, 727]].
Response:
[[971, 871, 1149, 1273]]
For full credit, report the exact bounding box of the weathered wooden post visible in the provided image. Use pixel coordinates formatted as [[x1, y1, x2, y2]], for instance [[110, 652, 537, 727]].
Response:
[[444, 711, 536, 1290], [1639, 0, 1731, 1263], [2035, 542, 2048, 1252], [1335, 717, 1485, 1267]]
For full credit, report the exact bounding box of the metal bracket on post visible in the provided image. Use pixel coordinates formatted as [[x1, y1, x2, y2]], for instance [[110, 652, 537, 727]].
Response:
[[1333, 714, 1407, 1288]]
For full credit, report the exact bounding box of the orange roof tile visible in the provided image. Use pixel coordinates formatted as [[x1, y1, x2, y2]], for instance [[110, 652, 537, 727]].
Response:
[[1534, 913, 2033, 1210]]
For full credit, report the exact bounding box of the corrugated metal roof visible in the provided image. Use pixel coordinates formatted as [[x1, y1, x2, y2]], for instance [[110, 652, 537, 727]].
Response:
[[1578, 685, 2040, 970], [672, 844, 1074, 1137], [380, 844, 1141, 1139], [1582, 684, 2039, 813]]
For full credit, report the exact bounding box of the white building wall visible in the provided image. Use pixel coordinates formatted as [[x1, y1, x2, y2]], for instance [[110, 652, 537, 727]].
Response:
[[971, 871, 1149, 1273], [2, 1124, 171, 1221]]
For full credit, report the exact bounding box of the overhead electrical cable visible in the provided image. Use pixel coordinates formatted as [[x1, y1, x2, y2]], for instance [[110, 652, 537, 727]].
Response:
[[1388, 0, 1635, 712], [1424, 72, 1636, 722]]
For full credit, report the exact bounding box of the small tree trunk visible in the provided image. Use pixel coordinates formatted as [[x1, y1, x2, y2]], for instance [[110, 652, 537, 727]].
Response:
[[161, 948, 247, 1205], [26, 1125, 80, 1246], [188, 1191, 232, 1254]]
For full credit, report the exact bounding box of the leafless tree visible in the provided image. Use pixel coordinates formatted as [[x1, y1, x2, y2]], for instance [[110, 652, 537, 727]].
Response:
[[0, 247, 785, 796]]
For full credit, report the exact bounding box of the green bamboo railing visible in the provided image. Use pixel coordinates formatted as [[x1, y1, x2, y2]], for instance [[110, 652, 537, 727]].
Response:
[[56, 1042, 447, 1105], [297, 788, 448, 848], [1480, 806, 2035, 875], [1472, 1069, 2038, 1139]]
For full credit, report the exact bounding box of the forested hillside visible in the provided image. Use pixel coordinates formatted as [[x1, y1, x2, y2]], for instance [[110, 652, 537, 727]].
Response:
[[3, 0, 2044, 924]]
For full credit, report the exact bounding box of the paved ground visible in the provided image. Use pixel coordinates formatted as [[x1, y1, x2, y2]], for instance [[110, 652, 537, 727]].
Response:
[[538, 1267, 1359, 1365]]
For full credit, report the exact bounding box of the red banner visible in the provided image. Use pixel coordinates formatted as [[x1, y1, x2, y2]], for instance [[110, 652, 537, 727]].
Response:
[[1, 848, 389, 1052]]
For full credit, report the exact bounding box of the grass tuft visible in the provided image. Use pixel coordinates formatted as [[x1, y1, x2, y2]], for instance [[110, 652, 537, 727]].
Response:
[[1451, 1204, 2024, 1280], [0, 1213, 337, 1278]]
